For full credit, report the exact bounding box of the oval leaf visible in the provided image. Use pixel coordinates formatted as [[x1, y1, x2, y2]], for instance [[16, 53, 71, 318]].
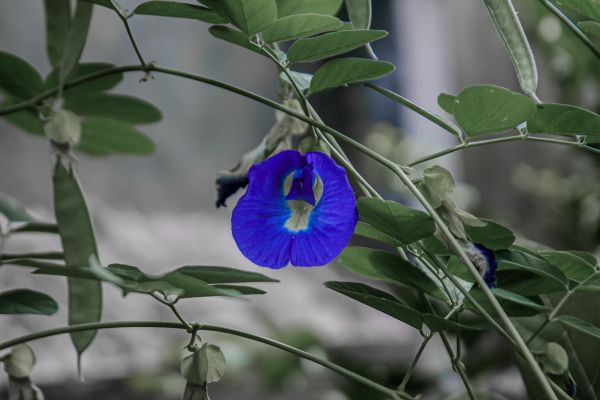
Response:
[[65, 94, 162, 125], [44, 0, 72, 68], [208, 25, 264, 55], [466, 218, 515, 250], [0, 51, 44, 100], [345, 0, 372, 29], [356, 197, 435, 245], [288, 29, 387, 62], [325, 281, 423, 329], [310, 57, 394, 94], [45, 63, 124, 95], [262, 14, 343, 43], [222, 0, 277, 36], [453, 85, 536, 137], [276, 0, 343, 16], [78, 117, 155, 156], [134, 1, 227, 23], [527, 103, 600, 142], [0, 289, 58, 316]]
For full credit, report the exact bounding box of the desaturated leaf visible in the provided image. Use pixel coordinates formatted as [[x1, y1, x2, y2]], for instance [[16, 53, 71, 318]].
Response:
[[288, 30, 387, 62], [527, 103, 600, 142], [4, 344, 35, 379], [557, 0, 600, 21], [579, 20, 600, 36], [59, 1, 93, 85], [310, 57, 394, 94], [222, 0, 277, 36], [44, 109, 81, 146], [276, 0, 343, 16], [44, 0, 71, 68], [133, 1, 227, 23], [539, 342, 569, 375], [0, 51, 44, 100], [345, 0, 372, 29], [64, 94, 162, 125], [466, 219, 515, 250], [181, 343, 227, 385], [0, 193, 37, 223], [453, 85, 536, 137], [208, 25, 264, 55], [77, 117, 155, 156], [262, 13, 343, 43], [0, 290, 58, 316], [45, 63, 123, 95]]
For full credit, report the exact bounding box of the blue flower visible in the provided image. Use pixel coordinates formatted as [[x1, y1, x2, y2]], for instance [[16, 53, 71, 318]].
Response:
[[232, 150, 357, 269], [474, 243, 497, 288]]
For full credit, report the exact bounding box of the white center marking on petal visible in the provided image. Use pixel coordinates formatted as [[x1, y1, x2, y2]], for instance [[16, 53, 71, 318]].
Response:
[[283, 173, 324, 232]]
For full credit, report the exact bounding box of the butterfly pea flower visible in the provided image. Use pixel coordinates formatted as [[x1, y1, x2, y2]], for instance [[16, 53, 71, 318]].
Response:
[[464, 242, 497, 288], [232, 150, 357, 268]]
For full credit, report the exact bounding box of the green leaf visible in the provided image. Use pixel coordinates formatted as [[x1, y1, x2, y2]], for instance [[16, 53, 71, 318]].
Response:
[[44, 0, 72, 68], [557, 0, 600, 21], [222, 0, 278, 36], [353, 222, 402, 246], [0, 193, 37, 222], [539, 342, 569, 375], [356, 197, 435, 245], [1, 99, 43, 135], [310, 57, 394, 94], [208, 25, 264, 55], [0, 290, 58, 316], [338, 247, 440, 296], [497, 249, 569, 288], [556, 315, 600, 340], [482, 0, 538, 96], [325, 281, 423, 329], [4, 344, 35, 378], [44, 109, 81, 146], [77, 117, 155, 156], [419, 165, 455, 208], [453, 85, 536, 137], [262, 14, 343, 43], [45, 63, 124, 95], [64, 94, 162, 125], [174, 266, 278, 283], [60, 1, 94, 85], [134, 1, 227, 23], [465, 219, 515, 250], [579, 20, 600, 36], [181, 343, 227, 385], [79, 0, 116, 9], [491, 288, 549, 312], [421, 314, 488, 332], [437, 93, 456, 114], [280, 70, 312, 92], [276, 0, 343, 16], [52, 161, 102, 364], [541, 251, 596, 283], [526, 103, 600, 142], [288, 30, 386, 62], [0, 51, 44, 100], [345, 0, 371, 29]]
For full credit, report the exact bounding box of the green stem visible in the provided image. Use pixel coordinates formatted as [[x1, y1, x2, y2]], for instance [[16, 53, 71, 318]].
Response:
[[365, 83, 462, 137], [408, 134, 600, 167], [1, 251, 64, 261], [0, 321, 411, 400], [110, 0, 149, 71], [538, 0, 600, 60], [397, 334, 433, 391]]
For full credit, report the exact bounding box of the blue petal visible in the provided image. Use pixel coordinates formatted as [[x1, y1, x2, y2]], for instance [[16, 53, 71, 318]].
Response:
[[231, 150, 357, 269], [474, 243, 497, 288]]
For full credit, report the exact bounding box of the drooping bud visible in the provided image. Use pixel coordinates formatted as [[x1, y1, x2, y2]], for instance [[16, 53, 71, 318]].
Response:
[[43, 109, 81, 146]]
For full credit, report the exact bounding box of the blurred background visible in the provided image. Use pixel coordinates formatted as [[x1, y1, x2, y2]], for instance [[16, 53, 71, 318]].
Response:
[[1, 0, 599, 399]]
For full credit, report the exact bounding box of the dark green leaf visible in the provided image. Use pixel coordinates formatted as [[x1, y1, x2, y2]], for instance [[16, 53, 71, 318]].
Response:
[[208, 25, 264, 55], [158, 272, 241, 298], [453, 84, 536, 136], [557, 0, 600, 21], [65, 94, 162, 125], [579, 20, 600, 36], [0, 289, 58, 315], [0, 193, 37, 222], [1, 99, 43, 135], [310, 57, 394, 94], [52, 161, 102, 360], [134, 1, 227, 23], [527, 103, 600, 142], [465, 218, 515, 250], [541, 251, 596, 283], [262, 14, 343, 43], [288, 30, 386, 62], [222, 0, 278, 36], [421, 314, 488, 332], [338, 247, 440, 295], [491, 288, 549, 312], [174, 266, 278, 283], [556, 315, 600, 340], [0, 51, 44, 100], [345, 0, 371, 29], [45, 63, 124, 95], [44, 0, 72, 68], [276, 0, 343, 16], [539, 342, 569, 375], [77, 117, 155, 156], [356, 197, 435, 245], [353, 222, 402, 246], [80, 0, 116, 9], [325, 281, 423, 329], [497, 249, 569, 288], [212, 284, 266, 295], [60, 2, 94, 85], [437, 92, 456, 114]]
